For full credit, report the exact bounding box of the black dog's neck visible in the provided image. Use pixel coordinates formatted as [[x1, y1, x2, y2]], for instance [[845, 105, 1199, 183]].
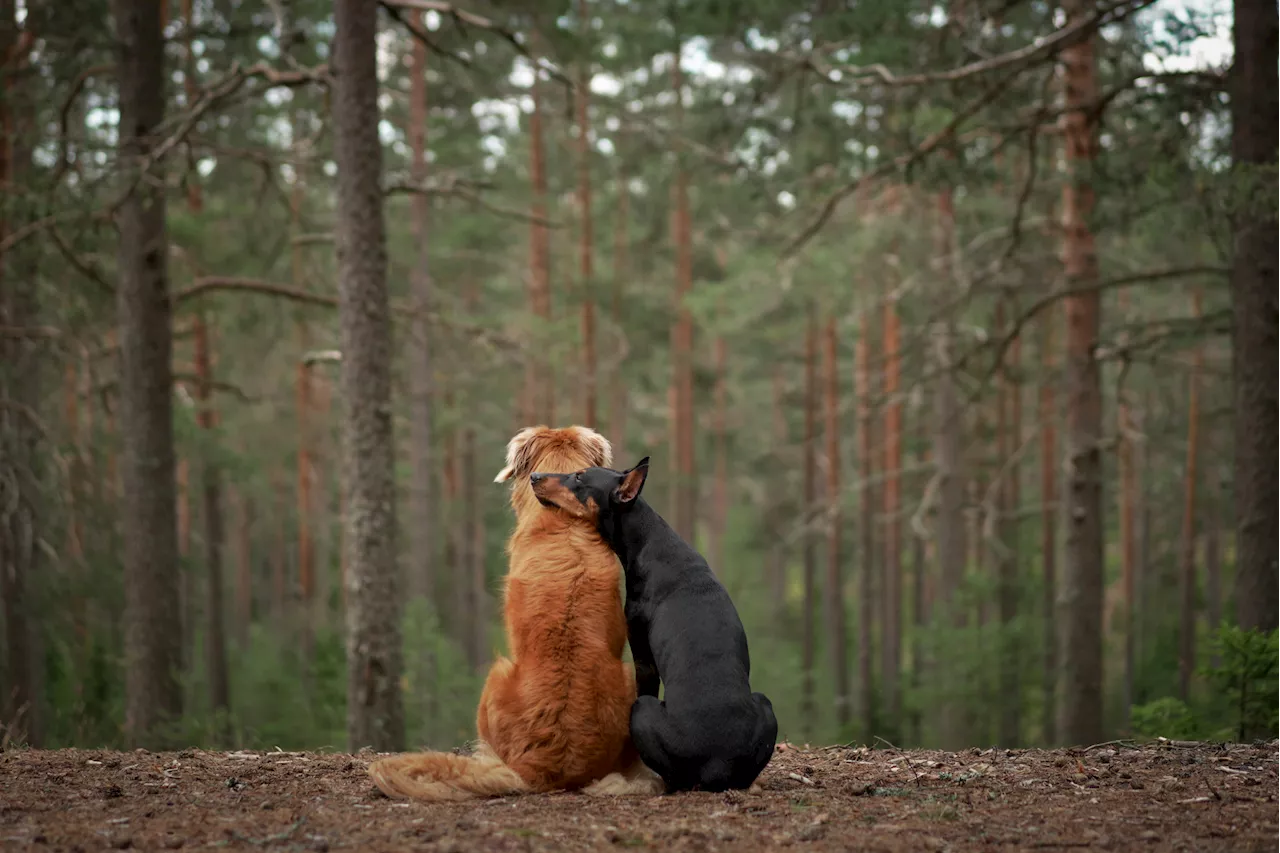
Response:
[[604, 497, 669, 577]]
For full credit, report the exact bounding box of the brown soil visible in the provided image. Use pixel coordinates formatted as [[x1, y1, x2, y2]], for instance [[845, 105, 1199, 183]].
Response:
[[2, 740, 1275, 852]]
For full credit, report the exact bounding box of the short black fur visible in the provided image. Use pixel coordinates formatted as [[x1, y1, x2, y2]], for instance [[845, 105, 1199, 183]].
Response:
[[529, 459, 778, 792]]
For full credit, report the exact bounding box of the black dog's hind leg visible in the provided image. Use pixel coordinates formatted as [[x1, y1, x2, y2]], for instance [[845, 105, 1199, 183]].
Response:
[[627, 616, 660, 698], [741, 692, 779, 788], [630, 696, 678, 787]]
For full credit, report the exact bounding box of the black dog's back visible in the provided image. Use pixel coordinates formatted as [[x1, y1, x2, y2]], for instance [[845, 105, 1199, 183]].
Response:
[[619, 498, 777, 792]]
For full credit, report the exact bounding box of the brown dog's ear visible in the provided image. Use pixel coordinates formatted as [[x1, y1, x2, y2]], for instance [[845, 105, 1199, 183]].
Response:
[[574, 426, 613, 469], [494, 426, 542, 483], [615, 456, 650, 503]]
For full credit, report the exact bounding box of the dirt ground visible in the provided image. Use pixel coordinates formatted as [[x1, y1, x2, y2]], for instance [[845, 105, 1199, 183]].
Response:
[[2, 740, 1275, 852]]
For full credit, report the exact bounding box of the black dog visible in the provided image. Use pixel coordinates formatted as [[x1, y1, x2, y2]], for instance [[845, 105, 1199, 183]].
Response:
[[529, 458, 777, 792]]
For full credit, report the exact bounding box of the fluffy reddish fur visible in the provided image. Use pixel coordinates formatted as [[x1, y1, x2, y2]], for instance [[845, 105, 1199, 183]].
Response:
[[368, 426, 661, 801]]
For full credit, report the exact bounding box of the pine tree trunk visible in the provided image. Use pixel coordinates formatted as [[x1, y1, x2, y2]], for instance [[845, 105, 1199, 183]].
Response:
[[855, 312, 876, 741], [1177, 288, 1202, 701], [271, 471, 287, 624], [1204, 482, 1222, 667], [576, 0, 597, 428], [1039, 298, 1059, 745], [407, 29, 436, 608], [608, 161, 629, 458], [670, 46, 696, 545], [768, 366, 787, 624], [881, 298, 902, 730], [1229, 0, 1279, 633], [1117, 379, 1137, 727], [0, 4, 41, 743], [194, 314, 230, 725], [235, 491, 253, 649], [527, 56, 553, 426], [934, 186, 968, 749], [822, 317, 850, 728], [333, 0, 404, 752], [800, 304, 818, 736], [114, 0, 183, 748], [1058, 0, 1105, 747], [710, 337, 728, 574], [997, 302, 1021, 747]]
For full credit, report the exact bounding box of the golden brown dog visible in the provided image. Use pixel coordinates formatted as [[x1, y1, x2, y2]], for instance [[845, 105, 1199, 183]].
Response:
[[368, 426, 661, 800]]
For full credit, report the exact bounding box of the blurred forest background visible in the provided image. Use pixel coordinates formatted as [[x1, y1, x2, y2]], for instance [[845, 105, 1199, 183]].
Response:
[[0, 0, 1275, 755]]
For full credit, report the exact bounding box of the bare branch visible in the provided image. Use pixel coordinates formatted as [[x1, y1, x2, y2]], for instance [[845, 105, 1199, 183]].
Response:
[[803, 0, 1158, 89]]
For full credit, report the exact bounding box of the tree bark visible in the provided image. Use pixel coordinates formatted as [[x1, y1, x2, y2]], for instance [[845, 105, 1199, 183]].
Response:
[[333, 0, 404, 752], [235, 491, 252, 649], [1116, 293, 1137, 729], [669, 45, 696, 545], [822, 317, 850, 729], [114, 0, 183, 748], [768, 366, 787, 625], [1230, 0, 1279, 633], [800, 304, 818, 736], [608, 160, 629, 459], [576, 0, 597, 428], [710, 336, 728, 574], [407, 25, 436, 608], [1057, 0, 1105, 747], [194, 314, 230, 726], [1039, 300, 1059, 745], [934, 186, 968, 749], [0, 0, 41, 744], [526, 53, 553, 426], [1177, 288, 1202, 701], [1204, 476, 1222, 667], [854, 311, 876, 742], [881, 298, 902, 731], [998, 301, 1021, 747]]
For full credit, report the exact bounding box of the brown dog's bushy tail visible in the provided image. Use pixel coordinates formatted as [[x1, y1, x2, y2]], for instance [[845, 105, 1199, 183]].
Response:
[[368, 742, 531, 802]]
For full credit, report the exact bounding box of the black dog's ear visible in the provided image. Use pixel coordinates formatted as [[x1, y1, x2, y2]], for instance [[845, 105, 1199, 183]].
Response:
[[615, 456, 650, 503]]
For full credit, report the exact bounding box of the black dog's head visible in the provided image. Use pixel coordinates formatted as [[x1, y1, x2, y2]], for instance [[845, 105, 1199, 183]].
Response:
[[529, 457, 650, 527]]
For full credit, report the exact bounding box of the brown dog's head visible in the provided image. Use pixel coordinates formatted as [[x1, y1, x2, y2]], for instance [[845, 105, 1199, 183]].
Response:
[[495, 425, 612, 520]]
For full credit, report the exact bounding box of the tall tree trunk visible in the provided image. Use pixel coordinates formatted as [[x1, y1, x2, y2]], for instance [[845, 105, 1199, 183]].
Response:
[[822, 317, 850, 729], [114, 0, 183, 747], [1177, 288, 1203, 701], [1229, 0, 1278, 633], [333, 0, 404, 752], [1039, 301, 1059, 745], [854, 312, 876, 741], [271, 471, 287, 624], [0, 3, 41, 744], [800, 304, 818, 736], [194, 314, 230, 725], [235, 491, 252, 649], [1204, 476, 1222, 667], [441, 393, 461, 644], [463, 425, 486, 672], [407, 25, 436, 607], [767, 366, 787, 624], [908, 424, 930, 745], [1058, 0, 1105, 747], [608, 161, 629, 458], [576, 0, 597, 428], [934, 186, 968, 749], [881, 298, 902, 730], [291, 97, 315, 662], [1116, 300, 1137, 729], [669, 45, 696, 544], [710, 337, 728, 574], [526, 55, 553, 426], [997, 301, 1021, 747]]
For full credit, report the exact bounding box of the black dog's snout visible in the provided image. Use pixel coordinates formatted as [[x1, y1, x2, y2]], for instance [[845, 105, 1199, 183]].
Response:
[[530, 473, 547, 483]]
